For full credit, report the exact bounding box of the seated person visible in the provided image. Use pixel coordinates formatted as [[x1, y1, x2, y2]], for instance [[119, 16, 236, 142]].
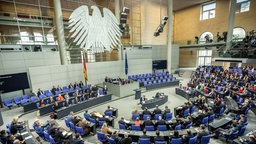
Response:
[[49, 96, 55, 104], [64, 92, 69, 99], [66, 111, 74, 122], [163, 106, 170, 118], [121, 132, 132, 144], [57, 94, 64, 101], [181, 116, 192, 129], [182, 130, 194, 144], [54, 127, 71, 144], [155, 116, 166, 126], [37, 88, 44, 96], [197, 125, 209, 141], [213, 123, 238, 139], [0, 130, 8, 144], [39, 99, 46, 107], [73, 133, 84, 144], [134, 117, 141, 126], [118, 116, 128, 129], [33, 119, 45, 136], [239, 134, 256, 144], [132, 108, 139, 114], [56, 85, 62, 92], [170, 130, 181, 141], [111, 131, 122, 144], [72, 115, 81, 126], [154, 130, 165, 142], [10, 118, 24, 135], [51, 86, 57, 95], [98, 114, 109, 122], [155, 92, 163, 98], [84, 110, 91, 119], [101, 123, 112, 136], [142, 107, 151, 115], [48, 123, 58, 137], [105, 105, 113, 113], [65, 99, 70, 107], [140, 95, 146, 104], [103, 85, 108, 95], [140, 129, 150, 139], [76, 119, 90, 136], [153, 105, 162, 114], [144, 116, 154, 126]]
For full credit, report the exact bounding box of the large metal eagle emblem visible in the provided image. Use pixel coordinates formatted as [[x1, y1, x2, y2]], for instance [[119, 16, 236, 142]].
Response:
[[69, 5, 121, 53]]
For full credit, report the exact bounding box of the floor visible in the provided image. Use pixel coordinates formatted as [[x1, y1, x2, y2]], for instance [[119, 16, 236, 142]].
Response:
[[1, 72, 255, 144]]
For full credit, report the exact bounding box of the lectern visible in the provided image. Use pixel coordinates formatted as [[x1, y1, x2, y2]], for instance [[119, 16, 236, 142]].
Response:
[[134, 89, 141, 100]]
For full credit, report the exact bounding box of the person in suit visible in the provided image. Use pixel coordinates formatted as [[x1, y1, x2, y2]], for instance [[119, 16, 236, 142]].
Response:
[[144, 116, 154, 126], [140, 95, 146, 104], [182, 130, 194, 144], [181, 116, 192, 129], [118, 117, 128, 129], [163, 106, 170, 119], [155, 116, 166, 126], [37, 88, 44, 97], [53, 127, 67, 144], [154, 130, 165, 142], [121, 132, 132, 144], [105, 105, 113, 113], [84, 110, 91, 119], [68, 83, 74, 89], [153, 105, 162, 115], [78, 81, 84, 88], [142, 107, 151, 115], [73, 133, 84, 144], [0, 130, 8, 144], [170, 130, 181, 141], [197, 125, 209, 141], [140, 129, 150, 139], [213, 123, 238, 139], [111, 131, 122, 144], [155, 92, 161, 98], [103, 85, 108, 95], [76, 119, 90, 136], [72, 115, 81, 126], [56, 85, 62, 92], [10, 118, 24, 135], [51, 86, 57, 95], [239, 135, 256, 144]]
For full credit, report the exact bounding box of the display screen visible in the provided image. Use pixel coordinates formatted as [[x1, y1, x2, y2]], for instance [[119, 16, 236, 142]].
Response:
[[0, 72, 30, 93], [152, 60, 167, 70]]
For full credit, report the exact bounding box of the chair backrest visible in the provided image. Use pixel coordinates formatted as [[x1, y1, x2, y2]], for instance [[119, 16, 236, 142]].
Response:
[[131, 125, 140, 131], [209, 114, 215, 123], [14, 96, 21, 103], [20, 99, 28, 105], [202, 117, 209, 125], [64, 118, 70, 128], [219, 107, 225, 116], [97, 131, 107, 142], [190, 106, 196, 114], [30, 96, 38, 102], [139, 138, 150, 144], [69, 122, 76, 132], [108, 137, 116, 144], [158, 125, 167, 131], [155, 141, 167, 144], [184, 108, 190, 117], [75, 126, 85, 136], [188, 136, 197, 144], [171, 138, 182, 144], [44, 131, 50, 142], [49, 135, 56, 144], [119, 123, 126, 130], [185, 122, 192, 129], [200, 135, 211, 144], [132, 113, 140, 121], [22, 95, 29, 100], [105, 111, 113, 117], [145, 126, 154, 131], [155, 114, 163, 120], [98, 121, 106, 128], [143, 114, 151, 120], [239, 126, 246, 136], [175, 124, 181, 130], [4, 99, 12, 105], [227, 131, 239, 140], [166, 112, 172, 120], [89, 118, 96, 124]]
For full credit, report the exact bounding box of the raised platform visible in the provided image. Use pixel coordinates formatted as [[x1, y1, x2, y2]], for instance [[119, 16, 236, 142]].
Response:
[[103, 82, 139, 97], [141, 95, 168, 109]]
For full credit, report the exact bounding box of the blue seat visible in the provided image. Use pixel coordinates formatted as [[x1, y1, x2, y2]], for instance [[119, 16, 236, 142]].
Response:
[[108, 137, 116, 144], [98, 121, 106, 128], [69, 122, 76, 132], [216, 107, 225, 117], [89, 118, 96, 124], [171, 138, 182, 144], [97, 131, 107, 143], [145, 126, 154, 131], [166, 112, 172, 120], [39, 95, 46, 99], [22, 95, 29, 102], [30, 96, 38, 102], [64, 118, 70, 128], [184, 108, 190, 117], [119, 123, 126, 130], [226, 131, 239, 141], [175, 124, 181, 130], [143, 114, 151, 120], [239, 126, 246, 136], [155, 114, 163, 120], [99, 89, 104, 95], [190, 106, 196, 114], [49, 135, 56, 144], [144, 81, 147, 86], [202, 117, 208, 125], [208, 114, 215, 123], [139, 138, 150, 144], [105, 111, 113, 117], [157, 125, 167, 131], [155, 141, 167, 144], [13, 96, 21, 106], [132, 114, 140, 121], [44, 130, 50, 142], [185, 122, 192, 129], [188, 136, 197, 144], [55, 91, 61, 95], [131, 125, 140, 131], [75, 126, 85, 136], [3, 98, 13, 109]]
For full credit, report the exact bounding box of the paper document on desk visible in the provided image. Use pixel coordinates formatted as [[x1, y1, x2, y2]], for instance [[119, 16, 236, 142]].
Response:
[[124, 119, 130, 123], [25, 135, 32, 140], [62, 131, 67, 136], [21, 131, 28, 135]]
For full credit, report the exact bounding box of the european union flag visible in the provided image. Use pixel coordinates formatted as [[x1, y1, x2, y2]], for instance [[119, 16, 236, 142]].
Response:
[[125, 51, 128, 75]]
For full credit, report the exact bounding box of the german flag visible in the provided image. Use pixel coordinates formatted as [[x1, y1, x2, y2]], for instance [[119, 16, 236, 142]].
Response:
[[83, 54, 88, 81]]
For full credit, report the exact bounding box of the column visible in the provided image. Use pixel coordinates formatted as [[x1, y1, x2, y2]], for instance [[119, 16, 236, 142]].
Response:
[[53, 0, 67, 65], [115, 0, 123, 60], [167, 0, 173, 72], [226, 0, 236, 50]]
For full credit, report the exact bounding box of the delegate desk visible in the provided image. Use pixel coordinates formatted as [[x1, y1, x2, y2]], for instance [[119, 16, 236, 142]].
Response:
[[233, 130, 255, 144], [141, 95, 168, 109], [103, 82, 139, 97], [56, 94, 112, 119], [20, 120, 38, 144], [90, 111, 115, 127], [208, 116, 233, 132], [111, 127, 198, 142], [145, 80, 179, 90], [175, 88, 192, 100], [224, 96, 239, 111]]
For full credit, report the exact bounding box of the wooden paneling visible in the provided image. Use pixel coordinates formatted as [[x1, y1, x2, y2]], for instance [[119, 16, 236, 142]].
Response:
[[179, 49, 197, 68]]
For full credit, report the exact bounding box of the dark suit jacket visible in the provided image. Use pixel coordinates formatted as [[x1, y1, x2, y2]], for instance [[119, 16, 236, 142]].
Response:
[[140, 134, 150, 139], [154, 108, 162, 114], [164, 108, 171, 114], [37, 90, 44, 96], [121, 137, 132, 144], [142, 110, 151, 115], [197, 130, 209, 140], [154, 136, 165, 142], [156, 120, 166, 126], [144, 120, 154, 126], [182, 134, 194, 144]]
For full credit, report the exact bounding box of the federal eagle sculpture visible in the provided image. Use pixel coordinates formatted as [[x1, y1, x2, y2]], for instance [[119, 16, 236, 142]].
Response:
[[69, 5, 122, 53]]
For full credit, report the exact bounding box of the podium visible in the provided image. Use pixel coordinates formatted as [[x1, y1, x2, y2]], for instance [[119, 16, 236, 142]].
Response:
[[134, 89, 141, 100]]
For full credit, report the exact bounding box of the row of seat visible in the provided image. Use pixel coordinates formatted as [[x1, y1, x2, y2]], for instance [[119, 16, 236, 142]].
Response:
[[128, 72, 171, 80], [142, 77, 176, 87]]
